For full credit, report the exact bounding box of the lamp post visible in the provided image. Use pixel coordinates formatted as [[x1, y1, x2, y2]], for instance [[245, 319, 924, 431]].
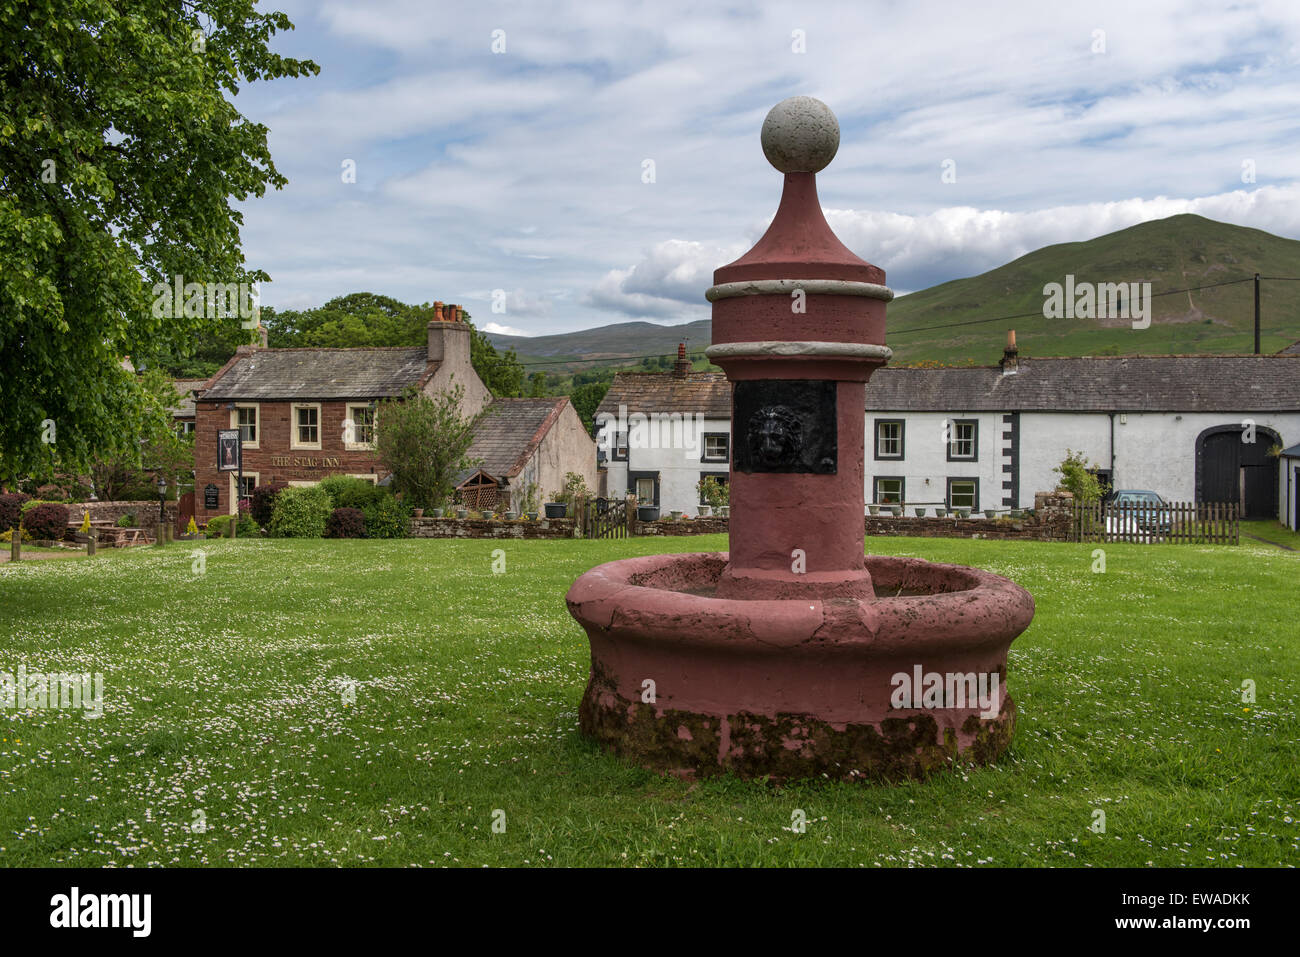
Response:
[[156, 474, 167, 544]]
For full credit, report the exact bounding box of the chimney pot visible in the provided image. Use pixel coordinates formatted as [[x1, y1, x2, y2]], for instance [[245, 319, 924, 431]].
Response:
[[1001, 329, 1019, 375], [672, 343, 691, 378]]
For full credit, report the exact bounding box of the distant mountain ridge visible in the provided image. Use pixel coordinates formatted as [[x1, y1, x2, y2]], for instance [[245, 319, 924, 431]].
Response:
[[485, 214, 1300, 368]]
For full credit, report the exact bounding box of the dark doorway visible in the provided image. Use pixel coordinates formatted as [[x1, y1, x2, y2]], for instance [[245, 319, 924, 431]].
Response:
[[1196, 425, 1279, 519]]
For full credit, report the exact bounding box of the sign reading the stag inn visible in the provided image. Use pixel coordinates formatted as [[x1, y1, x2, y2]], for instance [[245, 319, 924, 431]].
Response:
[[269, 455, 342, 469]]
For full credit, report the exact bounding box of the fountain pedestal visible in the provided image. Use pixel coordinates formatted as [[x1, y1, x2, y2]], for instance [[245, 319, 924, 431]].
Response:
[[567, 97, 1035, 781]]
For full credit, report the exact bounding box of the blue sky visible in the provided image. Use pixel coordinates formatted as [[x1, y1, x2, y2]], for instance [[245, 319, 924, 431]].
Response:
[[232, 0, 1300, 335]]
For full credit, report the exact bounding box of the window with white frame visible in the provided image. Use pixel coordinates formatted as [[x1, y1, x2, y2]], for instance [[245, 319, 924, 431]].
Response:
[[346, 404, 376, 449], [874, 476, 904, 505], [875, 419, 904, 459], [947, 419, 978, 461], [231, 404, 259, 447], [947, 478, 978, 511], [292, 403, 321, 449], [702, 433, 730, 463]]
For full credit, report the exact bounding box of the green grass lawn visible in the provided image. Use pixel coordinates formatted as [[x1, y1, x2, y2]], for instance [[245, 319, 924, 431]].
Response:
[[0, 534, 1296, 867]]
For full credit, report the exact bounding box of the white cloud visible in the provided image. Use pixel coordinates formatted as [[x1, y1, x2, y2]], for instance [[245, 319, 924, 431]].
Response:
[[482, 321, 531, 336], [233, 0, 1300, 333]]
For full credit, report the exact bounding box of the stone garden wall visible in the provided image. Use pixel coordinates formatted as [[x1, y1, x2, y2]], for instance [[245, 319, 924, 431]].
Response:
[[65, 501, 179, 528], [408, 517, 578, 539]]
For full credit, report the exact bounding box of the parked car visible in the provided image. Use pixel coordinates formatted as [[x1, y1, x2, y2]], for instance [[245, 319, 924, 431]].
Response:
[[1105, 489, 1173, 536]]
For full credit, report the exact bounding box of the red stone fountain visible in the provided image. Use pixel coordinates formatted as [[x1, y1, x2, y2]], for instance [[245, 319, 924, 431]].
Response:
[[567, 97, 1035, 781]]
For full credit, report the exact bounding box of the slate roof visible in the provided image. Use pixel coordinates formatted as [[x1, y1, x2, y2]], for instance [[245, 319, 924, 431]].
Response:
[[463, 397, 569, 483], [1281, 340, 1300, 356], [202, 348, 431, 400], [594, 371, 732, 422], [593, 356, 1300, 416], [170, 379, 207, 418], [864, 356, 1300, 412]]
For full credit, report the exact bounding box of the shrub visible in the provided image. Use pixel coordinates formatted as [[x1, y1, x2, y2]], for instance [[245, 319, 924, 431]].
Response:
[[22, 502, 70, 541], [185, 516, 199, 536], [1053, 450, 1104, 505], [0, 527, 33, 543], [79, 512, 91, 534], [116, 513, 136, 528], [0, 492, 31, 530], [269, 485, 333, 538], [319, 475, 385, 512], [250, 482, 288, 527], [363, 494, 410, 539], [326, 507, 367, 539], [204, 513, 258, 537]]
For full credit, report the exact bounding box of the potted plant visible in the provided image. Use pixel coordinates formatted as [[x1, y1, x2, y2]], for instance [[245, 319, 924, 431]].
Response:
[[957, 508, 971, 519], [544, 501, 567, 518], [637, 505, 660, 522], [698, 504, 712, 518], [889, 504, 901, 516], [718, 506, 729, 518], [868, 504, 880, 516], [984, 508, 997, 519], [179, 516, 201, 540], [432, 507, 445, 518], [456, 507, 469, 519], [482, 509, 495, 520], [526, 510, 539, 521], [914, 507, 927, 517], [669, 509, 683, 521], [934, 506, 948, 518], [413, 508, 425, 518], [504, 510, 518, 520]]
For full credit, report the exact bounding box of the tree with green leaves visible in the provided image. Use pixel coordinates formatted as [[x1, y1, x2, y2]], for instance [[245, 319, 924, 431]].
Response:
[[87, 369, 195, 501], [0, 0, 317, 484], [375, 386, 482, 510], [1053, 449, 1105, 505], [261, 292, 527, 397], [569, 381, 610, 434]]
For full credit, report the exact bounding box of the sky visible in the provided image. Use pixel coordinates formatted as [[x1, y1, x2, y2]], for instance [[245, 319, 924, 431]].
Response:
[[232, 0, 1300, 336]]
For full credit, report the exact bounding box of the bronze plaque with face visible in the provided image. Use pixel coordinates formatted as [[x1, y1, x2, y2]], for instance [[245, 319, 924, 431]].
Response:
[[733, 379, 837, 474]]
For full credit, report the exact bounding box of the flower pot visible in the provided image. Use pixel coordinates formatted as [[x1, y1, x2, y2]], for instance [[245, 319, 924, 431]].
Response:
[[698, 505, 712, 518], [957, 509, 971, 519], [526, 511, 539, 521], [413, 508, 424, 518], [432, 507, 445, 518], [505, 511, 517, 521], [482, 510, 495, 521], [889, 506, 901, 516], [544, 503, 567, 519], [868, 505, 880, 516], [670, 510, 683, 520], [914, 507, 927, 517], [1010, 509, 1023, 519], [934, 508, 947, 518], [984, 509, 997, 519], [456, 509, 469, 520], [718, 506, 729, 518], [637, 506, 660, 522]]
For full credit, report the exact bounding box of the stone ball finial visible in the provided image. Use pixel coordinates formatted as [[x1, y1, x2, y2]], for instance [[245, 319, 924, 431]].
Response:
[[760, 96, 840, 173]]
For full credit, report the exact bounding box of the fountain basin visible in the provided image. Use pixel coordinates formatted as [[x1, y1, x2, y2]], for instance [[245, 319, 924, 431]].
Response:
[[566, 552, 1035, 782]]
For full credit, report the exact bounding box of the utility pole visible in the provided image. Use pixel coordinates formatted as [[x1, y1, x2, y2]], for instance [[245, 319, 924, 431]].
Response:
[[1254, 273, 1261, 354]]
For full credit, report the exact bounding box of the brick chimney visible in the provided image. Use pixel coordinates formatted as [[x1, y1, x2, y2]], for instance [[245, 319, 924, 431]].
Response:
[[427, 301, 470, 364], [672, 342, 691, 378], [1000, 329, 1019, 375]]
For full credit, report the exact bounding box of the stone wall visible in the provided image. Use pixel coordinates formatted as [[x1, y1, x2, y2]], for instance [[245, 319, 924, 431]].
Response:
[[409, 516, 578, 539], [67, 501, 179, 528], [635, 518, 730, 536]]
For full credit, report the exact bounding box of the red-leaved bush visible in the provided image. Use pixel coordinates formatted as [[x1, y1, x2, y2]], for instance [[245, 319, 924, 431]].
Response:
[[325, 507, 367, 539], [0, 492, 32, 531], [21, 502, 70, 541]]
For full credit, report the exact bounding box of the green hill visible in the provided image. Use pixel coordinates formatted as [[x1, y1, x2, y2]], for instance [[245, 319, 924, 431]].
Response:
[[487, 214, 1300, 368]]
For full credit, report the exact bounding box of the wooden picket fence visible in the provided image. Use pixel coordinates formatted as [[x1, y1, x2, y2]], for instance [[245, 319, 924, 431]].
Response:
[[1071, 501, 1238, 544]]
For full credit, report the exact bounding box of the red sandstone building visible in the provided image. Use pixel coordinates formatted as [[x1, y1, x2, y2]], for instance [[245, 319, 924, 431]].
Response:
[[191, 303, 595, 524]]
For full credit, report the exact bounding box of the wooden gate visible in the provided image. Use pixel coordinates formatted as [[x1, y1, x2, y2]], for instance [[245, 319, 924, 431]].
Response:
[[1071, 501, 1239, 544], [176, 490, 195, 535], [582, 497, 631, 539]]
